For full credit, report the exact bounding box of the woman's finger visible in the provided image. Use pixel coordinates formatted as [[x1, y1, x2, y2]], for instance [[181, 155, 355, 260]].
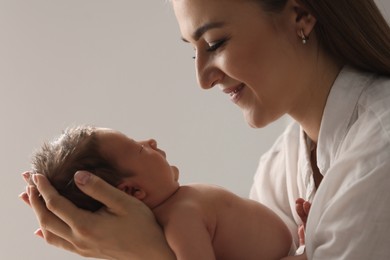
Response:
[[28, 177, 108, 258], [36, 228, 90, 257], [32, 174, 92, 228], [29, 184, 74, 240], [74, 171, 143, 215], [19, 191, 31, 206], [22, 171, 32, 184], [34, 228, 44, 238]]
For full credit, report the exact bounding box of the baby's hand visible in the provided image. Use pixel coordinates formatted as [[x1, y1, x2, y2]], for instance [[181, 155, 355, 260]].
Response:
[[295, 198, 311, 226], [295, 198, 311, 250]]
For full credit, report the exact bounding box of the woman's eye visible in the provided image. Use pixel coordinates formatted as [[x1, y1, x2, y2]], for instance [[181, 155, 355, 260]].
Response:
[[206, 38, 228, 52], [191, 37, 229, 60]]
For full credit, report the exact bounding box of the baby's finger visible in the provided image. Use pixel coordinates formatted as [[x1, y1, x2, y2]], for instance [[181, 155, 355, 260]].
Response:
[[298, 224, 305, 246], [296, 200, 308, 224], [303, 201, 311, 215], [296, 202, 305, 218]]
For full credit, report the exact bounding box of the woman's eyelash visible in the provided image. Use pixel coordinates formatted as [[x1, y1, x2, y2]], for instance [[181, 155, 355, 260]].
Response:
[[206, 38, 228, 52], [192, 37, 230, 59]]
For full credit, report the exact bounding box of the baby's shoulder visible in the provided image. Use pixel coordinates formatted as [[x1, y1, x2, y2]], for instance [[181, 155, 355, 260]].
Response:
[[182, 183, 240, 202], [154, 185, 215, 225], [160, 184, 236, 216]]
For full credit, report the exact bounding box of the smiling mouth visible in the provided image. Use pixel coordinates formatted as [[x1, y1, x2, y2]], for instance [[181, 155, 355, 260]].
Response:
[[224, 84, 245, 103]]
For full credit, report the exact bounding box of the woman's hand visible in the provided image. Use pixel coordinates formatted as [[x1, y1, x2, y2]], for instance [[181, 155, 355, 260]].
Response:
[[20, 171, 175, 260]]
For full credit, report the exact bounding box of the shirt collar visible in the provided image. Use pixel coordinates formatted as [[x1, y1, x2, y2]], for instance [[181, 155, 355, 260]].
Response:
[[316, 66, 373, 174]]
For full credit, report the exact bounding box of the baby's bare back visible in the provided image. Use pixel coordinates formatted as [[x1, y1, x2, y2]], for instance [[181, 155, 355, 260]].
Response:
[[154, 184, 291, 260]]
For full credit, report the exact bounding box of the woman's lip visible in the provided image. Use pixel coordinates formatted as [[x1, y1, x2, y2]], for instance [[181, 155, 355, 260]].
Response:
[[222, 84, 244, 94], [222, 84, 245, 103]]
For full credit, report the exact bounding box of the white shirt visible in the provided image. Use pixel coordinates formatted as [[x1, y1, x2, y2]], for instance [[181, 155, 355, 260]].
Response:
[[250, 66, 390, 259]]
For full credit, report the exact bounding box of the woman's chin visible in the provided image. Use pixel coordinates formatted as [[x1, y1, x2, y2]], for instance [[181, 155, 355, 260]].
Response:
[[244, 112, 265, 128], [244, 109, 281, 129]]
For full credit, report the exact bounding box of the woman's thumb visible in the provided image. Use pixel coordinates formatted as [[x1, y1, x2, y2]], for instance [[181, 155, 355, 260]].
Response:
[[74, 171, 135, 214]]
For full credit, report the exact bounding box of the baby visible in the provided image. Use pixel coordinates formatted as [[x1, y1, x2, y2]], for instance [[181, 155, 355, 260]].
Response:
[[31, 125, 292, 259]]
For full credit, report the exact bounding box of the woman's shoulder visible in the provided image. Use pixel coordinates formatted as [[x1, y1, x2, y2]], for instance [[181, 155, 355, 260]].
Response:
[[341, 66, 390, 103], [355, 70, 390, 132], [358, 71, 390, 107]]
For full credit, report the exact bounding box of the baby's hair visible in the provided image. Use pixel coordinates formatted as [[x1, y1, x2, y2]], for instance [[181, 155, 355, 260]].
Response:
[[31, 125, 123, 211]]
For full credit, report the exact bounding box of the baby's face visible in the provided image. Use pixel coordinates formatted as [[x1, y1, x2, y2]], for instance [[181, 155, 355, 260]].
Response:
[[97, 128, 180, 208]]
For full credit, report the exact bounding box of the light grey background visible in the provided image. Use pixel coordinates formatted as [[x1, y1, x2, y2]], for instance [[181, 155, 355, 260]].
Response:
[[1, 1, 389, 259]]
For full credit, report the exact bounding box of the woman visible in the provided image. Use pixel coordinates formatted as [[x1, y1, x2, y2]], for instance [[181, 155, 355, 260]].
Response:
[[21, 0, 390, 259]]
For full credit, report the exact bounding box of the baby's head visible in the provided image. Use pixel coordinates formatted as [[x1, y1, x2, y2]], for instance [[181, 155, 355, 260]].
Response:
[[31, 125, 180, 211], [31, 125, 125, 211]]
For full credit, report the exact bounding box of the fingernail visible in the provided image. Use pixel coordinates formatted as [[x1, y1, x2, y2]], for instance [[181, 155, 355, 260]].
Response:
[[22, 172, 31, 182], [32, 174, 38, 186], [75, 171, 91, 185], [34, 228, 44, 238]]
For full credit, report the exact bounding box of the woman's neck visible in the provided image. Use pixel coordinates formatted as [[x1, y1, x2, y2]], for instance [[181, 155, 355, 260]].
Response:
[[290, 55, 342, 144]]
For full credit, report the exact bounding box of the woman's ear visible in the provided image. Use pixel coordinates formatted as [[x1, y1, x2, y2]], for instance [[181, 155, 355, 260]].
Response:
[[288, 0, 317, 39], [117, 179, 146, 200]]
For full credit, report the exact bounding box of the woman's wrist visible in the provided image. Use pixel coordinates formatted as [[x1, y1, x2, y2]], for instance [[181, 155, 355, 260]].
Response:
[[105, 230, 176, 260], [108, 245, 175, 260]]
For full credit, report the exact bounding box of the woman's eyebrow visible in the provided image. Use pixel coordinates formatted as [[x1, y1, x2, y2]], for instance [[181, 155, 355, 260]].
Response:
[[181, 21, 225, 42]]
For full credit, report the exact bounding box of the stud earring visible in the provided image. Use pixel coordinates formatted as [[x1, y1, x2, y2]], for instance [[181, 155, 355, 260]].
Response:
[[300, 29, 308, 44]]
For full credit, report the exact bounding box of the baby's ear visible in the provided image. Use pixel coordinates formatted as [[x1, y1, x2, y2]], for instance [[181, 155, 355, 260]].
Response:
[[117, 179, 146, 200]]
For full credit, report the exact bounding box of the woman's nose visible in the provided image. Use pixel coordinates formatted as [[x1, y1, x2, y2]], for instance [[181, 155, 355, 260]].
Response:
[[195, 55, 223, 90]]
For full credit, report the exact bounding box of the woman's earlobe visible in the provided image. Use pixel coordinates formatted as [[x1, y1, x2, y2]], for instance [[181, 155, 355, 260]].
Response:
[[295, 13, 316, 43]]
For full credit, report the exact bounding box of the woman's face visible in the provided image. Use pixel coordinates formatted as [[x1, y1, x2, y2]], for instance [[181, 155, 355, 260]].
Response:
[[172, 0, 308, 128]]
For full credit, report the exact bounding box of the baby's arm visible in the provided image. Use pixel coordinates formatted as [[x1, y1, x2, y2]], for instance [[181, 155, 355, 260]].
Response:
[[160, 206, 216, 260]]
